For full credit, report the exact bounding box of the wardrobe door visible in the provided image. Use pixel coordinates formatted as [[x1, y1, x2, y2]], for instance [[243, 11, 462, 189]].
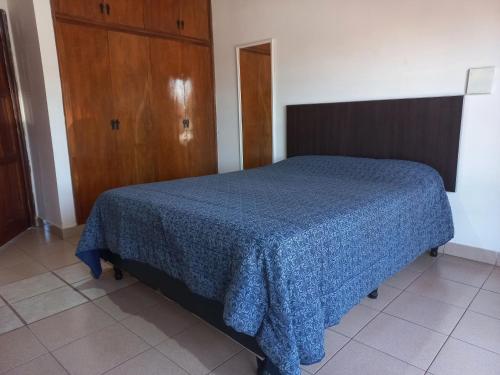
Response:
[[56, 22, 118, 223], [149, 37, 188, 180], [53, 0, 106, 22], [182, 43, 217, 176], [108, 31, 154, 185], [179, 0, 210, 41], [105, 0, 145, 28], [144, 0, 181, 36]]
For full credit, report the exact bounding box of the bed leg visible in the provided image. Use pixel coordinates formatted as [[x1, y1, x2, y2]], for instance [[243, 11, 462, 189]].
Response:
[[256, 357, 281, 375], [113, 266, 123, 281], [368, 289, 378, 299], [430, 247, 439, 257]]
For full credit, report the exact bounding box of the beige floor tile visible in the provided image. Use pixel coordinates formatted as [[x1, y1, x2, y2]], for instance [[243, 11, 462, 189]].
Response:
[[330, 304, 379, 338], [94, 283, 165, 321], [12, 286, 88, 324], [360, 284, 402, 310], [53, 323, 149, 375], [0, 247, 31, 269], [407, 274, 478, 308], [386, 268, 422, 290], [452, 310, 500, 355], [384, 291, 465, 334], [429, 338, 500, 375], [54, 262, 110, 285], [25, 242, 80, 271], [121, 300, 199, 345], [0, 260, 48, 287], [0, 273, 65, 303], [73, 269, 137, 300], [210, 350, 257, 375], [407, 253, 439, 273], [104, 348, 188, 375], [156, 322, 242, 375], [424, 255, 493, 287], [470, 289, 500, 320], [30, 302, 115, 351], [0, 297, 4, 307], [301, 330, 349, 373], [0, 327, 47, 373], [9, 228, 58, 248], [483, 268, 500, 294], [4, 353, 67, 375], [317, 341, 424, 375], [0, 305, 24, 334], [355, 313, 447, 370]]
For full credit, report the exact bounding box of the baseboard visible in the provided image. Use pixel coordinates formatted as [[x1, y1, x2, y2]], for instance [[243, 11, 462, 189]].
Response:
[[36, 217, 84, 240], [443, 242, 498, 266]]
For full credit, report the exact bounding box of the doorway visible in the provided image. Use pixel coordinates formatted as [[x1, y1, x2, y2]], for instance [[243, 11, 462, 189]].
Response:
[[0, 10, 34, 245], [237, 40, 274, 170]]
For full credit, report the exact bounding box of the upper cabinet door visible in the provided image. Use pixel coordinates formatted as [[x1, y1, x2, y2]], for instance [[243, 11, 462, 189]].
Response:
[[105, 0, 145, 28], [144, 0, 181, 36], [53, 0, 106, 22], [179, 0, 210, 41]]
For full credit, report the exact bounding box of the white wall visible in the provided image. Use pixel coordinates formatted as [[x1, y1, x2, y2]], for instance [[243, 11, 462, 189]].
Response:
[[212, 0, 500, 252], [7, 0, 76, 229]]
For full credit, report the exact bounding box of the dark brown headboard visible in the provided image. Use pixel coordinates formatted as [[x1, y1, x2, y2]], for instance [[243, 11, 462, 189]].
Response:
[[287, 96, 463, 191]]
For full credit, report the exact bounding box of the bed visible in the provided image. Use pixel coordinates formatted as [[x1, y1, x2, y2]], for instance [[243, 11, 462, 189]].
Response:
[[76, 96, 462, 375]]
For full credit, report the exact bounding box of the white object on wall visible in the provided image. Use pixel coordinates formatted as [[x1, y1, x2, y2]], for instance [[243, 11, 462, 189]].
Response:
[[467, 67, 495, 95]]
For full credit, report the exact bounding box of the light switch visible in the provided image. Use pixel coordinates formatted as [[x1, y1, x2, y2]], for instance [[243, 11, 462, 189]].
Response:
[[466, 67, 495, 95]]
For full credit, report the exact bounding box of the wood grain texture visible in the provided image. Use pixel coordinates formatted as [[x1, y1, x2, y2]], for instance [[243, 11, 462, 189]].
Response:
[[53, 0, 105, 23], [0, 11, 34, 245], [240, 44, 273, 169], [179, 0, 210, 41], [287, 96, 463, 192], [106, 0, 145, 28]]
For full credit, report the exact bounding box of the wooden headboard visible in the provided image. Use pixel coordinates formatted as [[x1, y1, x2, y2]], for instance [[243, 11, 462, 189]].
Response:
[[287, 96, 463, 192]]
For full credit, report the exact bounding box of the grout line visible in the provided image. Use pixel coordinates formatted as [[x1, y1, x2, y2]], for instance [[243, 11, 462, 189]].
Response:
[[50, 269, 91, 302], [0, 294, 28, 326]]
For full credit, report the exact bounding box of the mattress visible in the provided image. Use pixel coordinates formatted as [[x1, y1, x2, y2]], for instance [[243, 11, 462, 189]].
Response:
[[77, 155, 454, 375]]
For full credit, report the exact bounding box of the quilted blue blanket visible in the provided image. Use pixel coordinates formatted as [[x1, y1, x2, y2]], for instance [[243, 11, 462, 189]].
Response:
[[77, 156, 453, 375]]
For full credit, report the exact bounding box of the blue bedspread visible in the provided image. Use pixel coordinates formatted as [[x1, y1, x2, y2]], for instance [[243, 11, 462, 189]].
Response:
[[77, 156, 454, 375]]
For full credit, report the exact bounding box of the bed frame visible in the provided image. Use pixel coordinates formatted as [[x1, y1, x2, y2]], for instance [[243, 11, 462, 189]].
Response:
[[108, 96, 462, 374]]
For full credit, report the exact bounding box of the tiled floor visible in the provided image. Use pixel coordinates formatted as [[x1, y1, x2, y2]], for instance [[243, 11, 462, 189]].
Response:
[[0, 228, 499, 375]]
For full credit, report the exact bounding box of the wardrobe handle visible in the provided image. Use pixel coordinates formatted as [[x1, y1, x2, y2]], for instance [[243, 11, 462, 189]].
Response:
[[183, 119, 190, 129], [180, 20, 185, 30], [99, 3, 105, 14], [176, 20, 181, 29], [106, 3, 111, 15], [111, 119, 116, 130], [115, 119, 120, 130]]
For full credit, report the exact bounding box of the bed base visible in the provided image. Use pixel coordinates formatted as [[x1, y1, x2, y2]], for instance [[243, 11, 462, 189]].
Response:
[[430, 247, 439, 257]]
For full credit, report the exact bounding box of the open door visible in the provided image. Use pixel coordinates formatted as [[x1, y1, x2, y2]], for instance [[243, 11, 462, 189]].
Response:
[[0, 10, 34, 245]]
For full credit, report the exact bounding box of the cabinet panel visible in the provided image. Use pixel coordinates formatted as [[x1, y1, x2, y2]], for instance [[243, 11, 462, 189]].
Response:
[[56, 22, 119, 223], [108, 31, 154, 185], [181, 43, 217, 176], [179, 0, 210, 41], [149, 37, 188, 180], [53, 0, 105, 22], [144, 0, 180, 36], [106, 0, 145, 28]]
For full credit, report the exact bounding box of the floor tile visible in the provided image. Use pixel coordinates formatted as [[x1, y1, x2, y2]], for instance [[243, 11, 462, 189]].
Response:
[[470, 289, 500, 320], [407, 274, 478, 308], [210, 350, 257, 375], [30, 302, 115, 351], [424, 255, 493, 287], [483, 268, 500, 294], [407, 253, 439, 273], [53, 262, 95, 285], [121, 300, 199, 346], [0, 247, 31, 269], [11, 286, 87, 324], [0, 273, 65, 303], [73, 269, 137, 300], [53, 323, 149, 375], [94, 283, 165, 321], [385, 268, 422, 290], [330, 304, 379, 338], [355, 313, 447, 370], [0, 327, 47, 373], [429, 338, 500, 375], [452, 310, 500, 355], [301, 330, 349, 373], [0, 260, 48, 287], [24, 242, 80, 271], [0, 305, 24, 334], [360, 284, 402, 310], [9, 228, 57, 247], [384, 291, 465, 334], [317, 341, 424, 375], [156, 322, 242, 375], [104, 348, 188, 375], [4, 353, 67, 375]]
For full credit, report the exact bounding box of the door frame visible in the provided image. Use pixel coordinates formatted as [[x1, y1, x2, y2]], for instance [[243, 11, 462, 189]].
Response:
[[236, 38, 276, 170], [0, 10, 35, 227]]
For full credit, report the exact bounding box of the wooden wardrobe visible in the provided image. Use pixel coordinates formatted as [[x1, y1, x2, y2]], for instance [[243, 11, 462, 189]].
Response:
[[52, 0, 217, 224]]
